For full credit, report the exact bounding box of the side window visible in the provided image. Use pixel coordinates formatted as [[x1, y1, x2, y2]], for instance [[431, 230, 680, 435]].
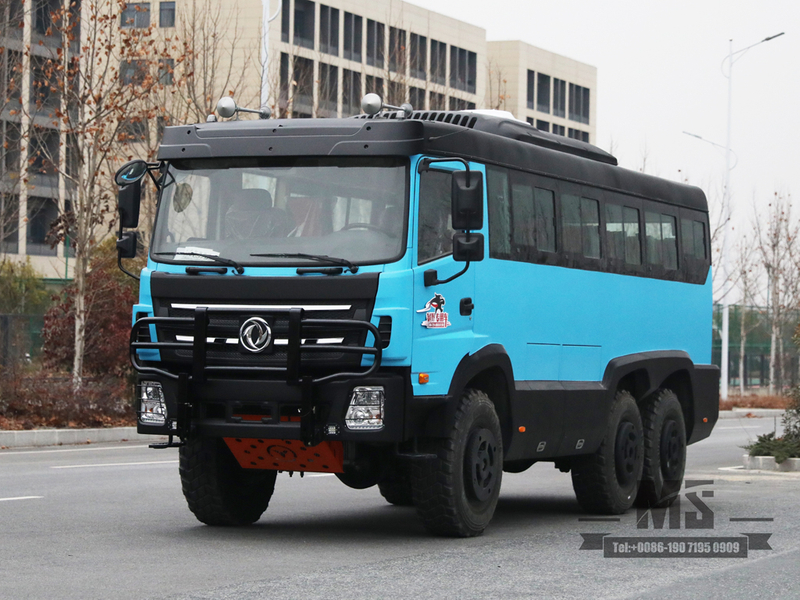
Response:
[[693, 220, 707, 259], [487, 166, 511, 258], [661, 214, 678, 270], [623, 206, 641, 265], [645, 211, 662, 266], [417, 170, 454, 264], [561, 193, 600, 258], [534, 188, 556, 252], [511, 180, 535, 259], [681, 218, 707, 260], [581, 197, 600, 258]]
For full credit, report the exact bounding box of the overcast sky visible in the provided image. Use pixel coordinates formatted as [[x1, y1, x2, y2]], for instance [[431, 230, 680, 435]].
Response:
[[407, 0, 798, 236]]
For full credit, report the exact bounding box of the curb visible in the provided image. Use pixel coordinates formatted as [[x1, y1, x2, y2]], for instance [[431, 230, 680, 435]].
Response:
[[742, 454, 800, 472], [0, 427, 167, 450], [717, 409, 785, 420]]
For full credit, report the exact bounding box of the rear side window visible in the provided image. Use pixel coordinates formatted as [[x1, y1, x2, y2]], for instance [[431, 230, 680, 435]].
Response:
[[606, 203, 641, 265], [681, 218, 707, 260], [562, 194, 600, 258], [646, 211, 678, 270]]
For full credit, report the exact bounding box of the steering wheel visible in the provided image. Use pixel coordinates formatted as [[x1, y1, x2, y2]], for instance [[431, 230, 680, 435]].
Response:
[[340, 222, 391, 235]]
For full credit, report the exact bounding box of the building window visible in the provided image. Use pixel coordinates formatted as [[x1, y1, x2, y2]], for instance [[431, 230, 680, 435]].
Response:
[[430, 40, 446, 85], [429, 91, 445, 110], [537, 73, 550, 113], [525, 117, 534, 126], [410, 33, 426, 80], [526, 70, 535, 110], [552, 124, 565, 136], [410, 86, 425, 110], [366, 19, 384, 68], [159, 2, 175, 27], [279, 52, 289, 117], [389, 27, 406, 74], [318, 62, 338, 116], [26, 196, 58, 256], [0, 194, 20, 254], [449, 46, 476, 94], [387, 81, 405, 106], [30, 54, 59, 109], [281, 0, 290, 43], [365, 75, 383, 97], [2, 121, 21, 173], [294, 0, 315, 50], [536, 120, 549, 132], [120, 59, 147, 85], [319, 5, 339, 56], [569, 83, 590, 124], [553, 78, 566, 118], [121, 2, 150, 28], [292, 56, 314, 117], [28, 127, 58, 176], [343, 12, 362, 62], [120, 118, 147, 143], [158, 58, 174, 85], [449, 97, 474, 111], [342, 69, 361, 116]]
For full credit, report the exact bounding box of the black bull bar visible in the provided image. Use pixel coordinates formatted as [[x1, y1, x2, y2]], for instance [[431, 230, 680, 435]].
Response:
[[130, 307, 383, 446]]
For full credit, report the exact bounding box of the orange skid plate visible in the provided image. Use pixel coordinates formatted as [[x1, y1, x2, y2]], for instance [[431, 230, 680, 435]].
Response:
[[224, 437, 344, 473]]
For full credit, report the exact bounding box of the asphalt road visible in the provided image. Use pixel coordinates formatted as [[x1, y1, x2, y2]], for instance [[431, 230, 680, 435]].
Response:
[[0, 416, 797, 600]]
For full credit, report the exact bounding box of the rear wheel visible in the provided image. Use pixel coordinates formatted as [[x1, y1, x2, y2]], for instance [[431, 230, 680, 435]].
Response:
[[571, 390, 643, 514], [635, 389, 686, 508], [411, 389, 503, 537], [179, 437, 277, 526]]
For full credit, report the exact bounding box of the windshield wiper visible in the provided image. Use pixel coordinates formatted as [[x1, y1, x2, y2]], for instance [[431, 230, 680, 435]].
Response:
[[250, 252, 359, 274], [153, 251, 244, 274]]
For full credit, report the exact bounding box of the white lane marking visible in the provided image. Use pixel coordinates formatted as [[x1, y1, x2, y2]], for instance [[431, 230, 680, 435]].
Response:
[[718, 465, 746, 471], [716, 425, 764, 430], [51, 460, 178, 469], [303, 473, 336, 478], [0, 496, 44, 502], [0, 445, 153, 456]]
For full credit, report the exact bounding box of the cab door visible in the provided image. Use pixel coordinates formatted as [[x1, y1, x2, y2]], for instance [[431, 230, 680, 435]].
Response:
[[410, 162, 482, 397]]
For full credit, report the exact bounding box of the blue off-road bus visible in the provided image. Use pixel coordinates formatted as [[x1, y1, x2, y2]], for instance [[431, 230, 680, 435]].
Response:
[[116, 95, 718, 537]]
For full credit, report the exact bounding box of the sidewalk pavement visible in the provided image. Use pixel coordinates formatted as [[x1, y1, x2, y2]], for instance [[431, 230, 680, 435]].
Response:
[[0, 409, 786, 449]]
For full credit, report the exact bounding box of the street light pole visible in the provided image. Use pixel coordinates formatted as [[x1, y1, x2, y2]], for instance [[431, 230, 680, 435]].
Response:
[[718, 33, 783, 401]]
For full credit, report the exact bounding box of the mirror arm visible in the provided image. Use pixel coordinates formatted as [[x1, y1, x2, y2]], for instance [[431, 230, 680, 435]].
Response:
[[418, 157, 471, 186], [146, 161, 164, 190], [424, 261, 470, 287], [118, 253, 140, 281]]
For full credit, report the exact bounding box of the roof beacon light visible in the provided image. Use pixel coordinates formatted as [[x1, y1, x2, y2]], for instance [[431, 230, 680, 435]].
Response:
[[216, 96, 271, 120], [361, 93, 413, 119]]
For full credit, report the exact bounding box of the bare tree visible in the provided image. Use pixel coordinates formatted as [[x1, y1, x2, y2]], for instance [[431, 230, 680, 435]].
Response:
[[485, 58, 509, 111], [754, 192, 798, 395], [732, 233, 761, 395]]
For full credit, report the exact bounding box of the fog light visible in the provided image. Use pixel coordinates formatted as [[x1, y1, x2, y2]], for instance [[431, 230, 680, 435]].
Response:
[[139, 381, 167, 426], [345, 386, 384, 430]]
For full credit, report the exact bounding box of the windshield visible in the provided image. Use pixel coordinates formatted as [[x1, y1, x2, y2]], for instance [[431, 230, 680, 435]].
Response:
[[151, 157, 408, 267]]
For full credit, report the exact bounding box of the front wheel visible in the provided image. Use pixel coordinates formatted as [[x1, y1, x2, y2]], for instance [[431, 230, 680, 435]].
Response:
[[571, 390, 643, 514], [411, 389, 503, 537], [179, 437, 277, 526]]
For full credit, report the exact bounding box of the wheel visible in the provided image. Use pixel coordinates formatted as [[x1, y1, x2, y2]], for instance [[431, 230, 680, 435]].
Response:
[[179, 437, 277, 526], [571, 390, 643, 514], [410, 389, 503, 537], [635, 389, 686, 508], [378, 460, 414, 506]]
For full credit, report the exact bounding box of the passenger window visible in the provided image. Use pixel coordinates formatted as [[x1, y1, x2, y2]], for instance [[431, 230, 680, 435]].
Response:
[[623, 207, 641, 265], [645, 211, 662, 265], [561, 194, 581, 254], [646, 211, 677, 269], [606, 203, 641, 265], [511, 182, 535, 253], [693, 221, 706, 259], [487, 166, 511, 258], [417, 170, 454, 264], [581, 197, 600, 258], [534, 188, 556, 252], [661, 214, 677, 270], [681, 218, 707, 260], [562, 194, 600, 258]]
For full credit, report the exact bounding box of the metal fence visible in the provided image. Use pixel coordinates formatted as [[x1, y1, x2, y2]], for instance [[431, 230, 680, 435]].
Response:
[[0, 314, 45, 368], [712, 304, 800, 392]]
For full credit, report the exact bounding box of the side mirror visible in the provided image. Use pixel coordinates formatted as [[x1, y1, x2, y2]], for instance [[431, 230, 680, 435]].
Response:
[[451, 170, 483, 231], [453, 232, 484, 262], [118, 181, 142, 229], [117, 231, 138, 259], [115, 159, 148, 186]]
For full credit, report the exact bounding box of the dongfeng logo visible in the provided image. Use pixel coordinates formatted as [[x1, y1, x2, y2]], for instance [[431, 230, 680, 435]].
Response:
[[239, 317, 272, 353]]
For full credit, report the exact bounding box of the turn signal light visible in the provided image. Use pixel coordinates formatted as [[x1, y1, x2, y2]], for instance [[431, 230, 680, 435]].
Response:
[[418, 373, 429, 384]]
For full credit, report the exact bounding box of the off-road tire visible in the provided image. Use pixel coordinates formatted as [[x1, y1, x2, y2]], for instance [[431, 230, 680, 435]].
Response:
[[378, 460, 414, 506], [635, 389, 686, 508], [571, 390, 643, 514], [411, 389, 503, 537], [179, 437, 277, 526]]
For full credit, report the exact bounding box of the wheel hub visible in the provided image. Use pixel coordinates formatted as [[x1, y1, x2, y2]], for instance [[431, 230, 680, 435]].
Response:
[[465, 428, 499, 502], [614, 420, 639, 486], [660, 419, 684, 480]]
